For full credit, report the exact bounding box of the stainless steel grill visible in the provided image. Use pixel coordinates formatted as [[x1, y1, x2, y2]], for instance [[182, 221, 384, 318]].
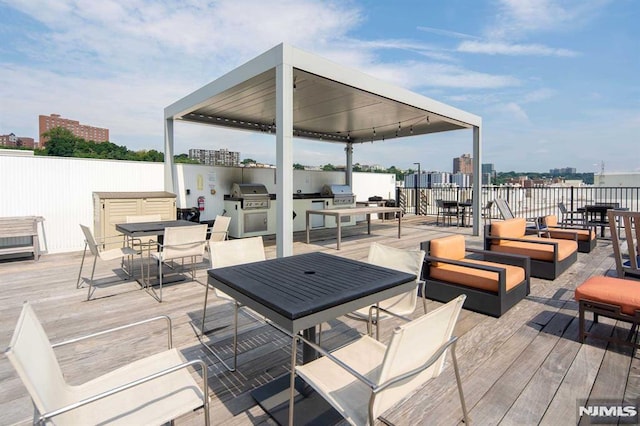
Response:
[[231, 183, 270, 210], [321, 184, 355, 206]]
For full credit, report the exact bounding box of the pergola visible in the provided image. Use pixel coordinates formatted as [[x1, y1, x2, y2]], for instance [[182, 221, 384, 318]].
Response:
[[164, 43, 482, 257]]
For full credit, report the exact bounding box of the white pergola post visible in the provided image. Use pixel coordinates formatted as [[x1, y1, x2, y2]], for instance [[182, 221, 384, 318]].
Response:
[[164, 118, 175, 193], [472, 125, 482, 235], [345, 142, 353, 187], [275, 60, 294, 257]]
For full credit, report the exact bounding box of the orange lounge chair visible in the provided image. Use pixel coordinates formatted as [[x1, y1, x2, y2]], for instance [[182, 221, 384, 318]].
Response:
[[421, 235, 530, 317], [484, 218, 578, 280], [540, 214, 596, 253]]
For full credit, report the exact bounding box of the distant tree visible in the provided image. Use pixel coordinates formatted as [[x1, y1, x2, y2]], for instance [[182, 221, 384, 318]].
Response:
[[242, 158, 256, 165], [293, 163, 305, 170], [174, 153, 200, 164], [322, 163, 336, 171], [42, 127, 78, 157], [352, 163, 363, 172]]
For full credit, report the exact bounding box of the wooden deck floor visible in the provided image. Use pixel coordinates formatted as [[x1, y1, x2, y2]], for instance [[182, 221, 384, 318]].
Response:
[[0, 215, 637, 425]]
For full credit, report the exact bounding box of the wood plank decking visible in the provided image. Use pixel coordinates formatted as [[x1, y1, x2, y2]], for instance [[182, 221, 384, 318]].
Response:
[[0, 215, 636, 425]]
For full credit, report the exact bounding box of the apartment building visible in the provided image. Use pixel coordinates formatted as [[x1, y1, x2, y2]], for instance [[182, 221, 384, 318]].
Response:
[[188, 148, 240, 166], [39, 114, 109, 145], [0, 133, 36, 148]]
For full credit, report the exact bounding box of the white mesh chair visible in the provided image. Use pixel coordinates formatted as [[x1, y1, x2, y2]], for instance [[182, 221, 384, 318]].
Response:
[[147, 224, 208, 302], [5, 302, 210, 425], [76, 224, 141, 300], [200, 236, 266, 371], [208, 215, 231, 242], [294, 295, 468, 426], [348, 242, 426, 339]]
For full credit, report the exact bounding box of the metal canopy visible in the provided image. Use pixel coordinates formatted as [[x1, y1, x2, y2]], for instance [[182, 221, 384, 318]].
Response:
[[165, 43, 482, 257], [177, 69, 472, 144]]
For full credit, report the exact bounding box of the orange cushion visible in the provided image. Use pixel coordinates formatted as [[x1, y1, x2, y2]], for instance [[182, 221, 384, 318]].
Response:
[[575, 276, 640, 316], [491, 218, 526, 245], [430, 259, 525, 293], [543, 215, 558, 227], [429, 235, 465, 267], [492, 237, 577, 261]]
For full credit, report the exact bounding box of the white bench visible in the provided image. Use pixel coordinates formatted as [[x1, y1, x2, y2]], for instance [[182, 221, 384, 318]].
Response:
[[0, 216, 44, 261]]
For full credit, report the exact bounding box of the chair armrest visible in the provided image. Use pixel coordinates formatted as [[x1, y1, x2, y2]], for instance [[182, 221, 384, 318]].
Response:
[[295, 333, 377, 390], [542, 228, 579, 241], [375, 337, 459, 394], [52, 315, 173, 350], [155, 240, 208, 250], [38, 358, 208, 423], [425, 255, 507, 273], [486, 235, 560, 248], [373, 305, 413, 323], [297, 332, 460, 396], [465, 248, 530, 269]]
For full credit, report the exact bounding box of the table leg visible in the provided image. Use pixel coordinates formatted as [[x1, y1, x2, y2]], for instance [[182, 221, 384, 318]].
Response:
[[367, 214, 371, 234], [302, 327, 317, 362], [398, 210, 401, 238], [306, 212, 310, 244], [336, 217, 342, 250]]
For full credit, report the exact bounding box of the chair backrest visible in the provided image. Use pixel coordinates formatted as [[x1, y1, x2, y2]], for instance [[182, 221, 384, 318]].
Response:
[[209, 215, 231, 242], [483, 200, 494, 211], [5, 303, 73, 420], [558, 202, 568, 215], [373, 295, 466, 418], [367, 242, 425, 313], [161, 224, 208, 261], [609, 210, 640, 278], [209, 236, 265, 268], [436, 199, 444, 208], [494, 198, 515, 219], [79, 224, 99, 256]]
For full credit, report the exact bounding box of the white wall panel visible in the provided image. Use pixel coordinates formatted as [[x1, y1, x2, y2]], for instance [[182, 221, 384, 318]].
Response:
[[0, 156, 164, 254], [0, 155, 396, 254]]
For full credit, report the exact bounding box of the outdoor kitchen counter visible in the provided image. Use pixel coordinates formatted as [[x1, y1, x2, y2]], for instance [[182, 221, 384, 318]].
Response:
[[306, 206, 403, 250]]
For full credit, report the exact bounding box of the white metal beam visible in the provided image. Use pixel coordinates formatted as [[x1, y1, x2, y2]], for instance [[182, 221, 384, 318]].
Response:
[[164, 118, 175, 193], [276, 47, 294, 257], [472, 125, 482, 235]]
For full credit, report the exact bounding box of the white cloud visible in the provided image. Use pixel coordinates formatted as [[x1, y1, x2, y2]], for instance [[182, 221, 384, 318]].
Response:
[[457, 41, 577, 57], [364, 62, 520, 90], [416, 26, 479, 40], [488, 0, 611, 39]]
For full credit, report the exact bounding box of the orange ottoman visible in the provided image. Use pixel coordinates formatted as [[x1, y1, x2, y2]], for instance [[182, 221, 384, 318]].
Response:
[[575, 276, 640, 350]]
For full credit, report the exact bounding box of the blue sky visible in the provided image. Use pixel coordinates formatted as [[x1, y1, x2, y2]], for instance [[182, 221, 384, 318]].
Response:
[[1, 0, 638, 173]]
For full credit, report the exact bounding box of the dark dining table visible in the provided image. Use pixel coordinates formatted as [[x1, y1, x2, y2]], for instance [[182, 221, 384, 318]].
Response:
[[116, 219, 202, 285], [115, 219, 198, 239], [579, 204, 627, 238], [206, 251, 416, 425]]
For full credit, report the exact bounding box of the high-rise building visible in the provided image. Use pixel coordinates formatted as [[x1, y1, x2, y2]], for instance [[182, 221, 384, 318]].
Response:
[[39, 114, 109, 145], [453, 154, 472, 174], [188, 148, 240, 166]]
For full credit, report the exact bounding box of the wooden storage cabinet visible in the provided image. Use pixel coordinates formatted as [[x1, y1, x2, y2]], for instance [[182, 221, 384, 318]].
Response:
[[93, 192, 176, 249]]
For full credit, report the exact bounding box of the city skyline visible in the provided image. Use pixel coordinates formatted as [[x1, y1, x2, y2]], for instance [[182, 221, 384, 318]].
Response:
[[1, 1, 638, 173]]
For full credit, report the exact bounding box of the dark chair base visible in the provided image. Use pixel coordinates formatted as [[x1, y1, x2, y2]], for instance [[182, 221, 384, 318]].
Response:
[[578, 237, 597, 253], [579, 299, 640, 351], [529, 251, 577, 280], [424, 278, 529, 318]]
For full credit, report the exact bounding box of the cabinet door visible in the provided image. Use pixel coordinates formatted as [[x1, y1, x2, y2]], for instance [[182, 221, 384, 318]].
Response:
[[142, 198, 176, 220], [103, 199, 140, 249]]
